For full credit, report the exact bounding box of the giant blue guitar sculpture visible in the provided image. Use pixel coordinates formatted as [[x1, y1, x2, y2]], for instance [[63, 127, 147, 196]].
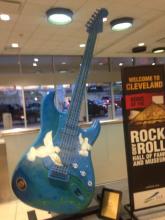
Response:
[[12, 8, 108, 214]]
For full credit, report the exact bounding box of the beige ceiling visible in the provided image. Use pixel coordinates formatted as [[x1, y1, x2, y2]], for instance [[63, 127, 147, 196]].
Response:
[[0, 0, 165, 57]]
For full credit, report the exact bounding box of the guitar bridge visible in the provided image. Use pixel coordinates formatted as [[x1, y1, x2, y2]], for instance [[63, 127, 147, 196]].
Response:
[[48, 168, 70, 182]]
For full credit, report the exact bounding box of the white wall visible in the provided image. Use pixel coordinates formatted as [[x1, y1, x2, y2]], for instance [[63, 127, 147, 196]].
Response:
[[92, 122, 127, 184]]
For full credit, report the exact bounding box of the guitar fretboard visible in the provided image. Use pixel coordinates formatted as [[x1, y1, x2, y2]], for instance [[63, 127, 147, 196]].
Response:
[[66, 32, 97, 129]]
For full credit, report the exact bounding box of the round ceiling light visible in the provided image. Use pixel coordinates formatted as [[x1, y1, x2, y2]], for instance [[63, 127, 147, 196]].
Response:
[[110, 17, 133, 31], [152, 47, 165, 54], [46, 8, 73, 25], [0, 13, 10, 21], [138, 42, 145, 46]]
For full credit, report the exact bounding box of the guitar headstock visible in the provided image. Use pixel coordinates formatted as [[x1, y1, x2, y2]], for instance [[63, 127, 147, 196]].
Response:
[[86, 8, 108, 33]]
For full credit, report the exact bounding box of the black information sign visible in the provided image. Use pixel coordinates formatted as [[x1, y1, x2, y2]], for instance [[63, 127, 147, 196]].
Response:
[[121, 65, 165, 211]]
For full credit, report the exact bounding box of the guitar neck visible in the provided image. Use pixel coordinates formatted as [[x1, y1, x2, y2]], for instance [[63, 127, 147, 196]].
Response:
[[66, 31, 97, 128]]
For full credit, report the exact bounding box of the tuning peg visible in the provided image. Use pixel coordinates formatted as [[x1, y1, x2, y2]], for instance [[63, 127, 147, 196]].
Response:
[[93, 12, 98, 16], [86, 21, 92, 27], [100, 8, 108, 18], [85, 24, 90, 29]]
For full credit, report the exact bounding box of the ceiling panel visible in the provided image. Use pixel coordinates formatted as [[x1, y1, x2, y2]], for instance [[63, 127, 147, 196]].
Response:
[[139, 0, 165, 11], [0, 0, 21, 13], [0, 0, 164, 57]]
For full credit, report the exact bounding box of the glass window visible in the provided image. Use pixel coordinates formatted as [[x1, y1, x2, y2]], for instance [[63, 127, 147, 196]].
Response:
[[53, 55, 81, 73], [24, 85, 54, 126], [157, 57, 165, 64], [112, 82, 123, 120], [91, 57, 109, 72], [0, 87, 24, 128], [21, 55, 53, 74], [86, 83, 111, 121], [110, 57, 133, 71], [134, 57, 154, 66], [55, 84, 72, 112]]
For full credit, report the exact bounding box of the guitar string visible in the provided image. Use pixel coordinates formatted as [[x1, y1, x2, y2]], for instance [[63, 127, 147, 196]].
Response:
[[61, 32, 97, 174], [54, 32, 94, 174], [53, 12, 100, 175], [56, 34, 93, 174], [62, 33, 95, 168], [65, 33, 97, 172]]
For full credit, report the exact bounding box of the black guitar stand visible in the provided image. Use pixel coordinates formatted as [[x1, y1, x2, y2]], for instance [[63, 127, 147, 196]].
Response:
[[27, 205, 99, 220], [27, 186, 103, 220]]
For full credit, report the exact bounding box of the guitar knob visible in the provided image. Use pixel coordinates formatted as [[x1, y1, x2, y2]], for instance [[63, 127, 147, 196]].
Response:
[[88, 181, 93, 187], [80, 171, 86, 177], [72, 163, 78, 169]]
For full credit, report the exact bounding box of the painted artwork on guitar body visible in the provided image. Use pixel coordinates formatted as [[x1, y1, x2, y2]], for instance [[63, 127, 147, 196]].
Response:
[[12, 8, 108, 214]]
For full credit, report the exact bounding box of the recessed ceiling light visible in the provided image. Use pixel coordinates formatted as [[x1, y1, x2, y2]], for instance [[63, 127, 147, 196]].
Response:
[[11, 43, 19, 48], [80, 44, 86, 48], [110, 17, 133, 31], [99, 62, 104, 65], [34, 58, 39, 62], [63, 84, 70, 88], [103, 17, 108, 22], [62, 62, 66, 65], [138, 42, 145, 46], [59, 70, 67, 73], [33, 62, 37, 67], [152, 47, 165, 54], [46, 8, 73, 25], [152, 62, 156, 66], [0, 13, 10, 21], [119, 62, 123, 66]]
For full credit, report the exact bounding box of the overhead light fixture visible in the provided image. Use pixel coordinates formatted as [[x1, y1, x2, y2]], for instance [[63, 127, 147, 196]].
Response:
[[34, 58, 39, 62], [119, 62, 123, 66], [110, 17, 133, 31], [132, 46, 147, 53], [11, 43, 19, 48], [152, 47, 165, 54], [59, 70, 67, 73], [98, 62, 104, 65], [33, 62, 37, 67], [80, 44, 85, 48], [46, 8, 73, 25], [138, 42, 145, 46], [152, 62, 156, 66], [0, 13, 10, 21]]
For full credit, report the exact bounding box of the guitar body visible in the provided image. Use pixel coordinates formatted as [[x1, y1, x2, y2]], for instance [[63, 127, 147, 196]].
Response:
[[12, 92, 100, 213]]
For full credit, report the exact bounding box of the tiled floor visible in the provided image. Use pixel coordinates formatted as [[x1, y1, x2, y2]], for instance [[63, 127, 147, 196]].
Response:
[[0, 199, 102, 220], [1, 187, 165, 220], [0, 199, 58, 220], [0, 179, 128, 220]]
